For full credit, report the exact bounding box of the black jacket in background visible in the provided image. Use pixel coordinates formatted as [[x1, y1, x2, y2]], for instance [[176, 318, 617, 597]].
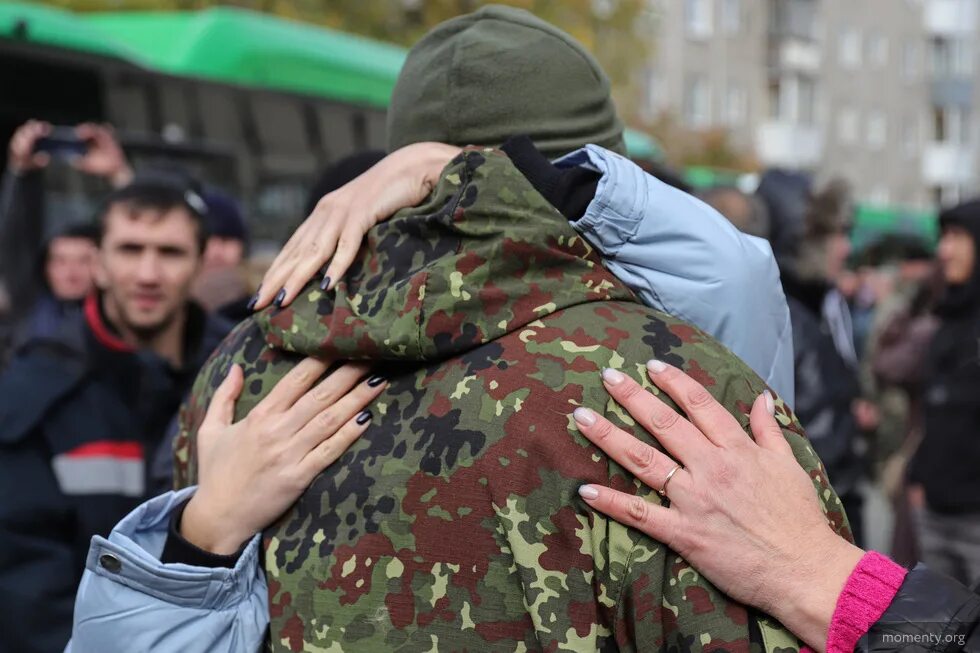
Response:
[[784, 274, 864, 501], [909, 203, 980, 514], [0, 294, 230, 653]]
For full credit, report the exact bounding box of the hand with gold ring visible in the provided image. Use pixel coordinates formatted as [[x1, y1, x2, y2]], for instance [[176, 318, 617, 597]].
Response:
[[571, 360, 864, 653]]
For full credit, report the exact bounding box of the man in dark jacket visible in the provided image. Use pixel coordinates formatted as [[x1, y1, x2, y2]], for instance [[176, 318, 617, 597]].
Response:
[[0, 172, 230, 653], [757, 172, 868, 545], [908, 199, 980, 587]]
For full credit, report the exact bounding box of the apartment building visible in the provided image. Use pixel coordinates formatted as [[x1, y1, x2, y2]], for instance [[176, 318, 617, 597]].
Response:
[[645, 0, 980, 210]]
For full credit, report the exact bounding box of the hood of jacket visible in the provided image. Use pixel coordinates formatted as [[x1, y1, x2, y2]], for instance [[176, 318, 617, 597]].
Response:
[[255, 149, 635, 363]]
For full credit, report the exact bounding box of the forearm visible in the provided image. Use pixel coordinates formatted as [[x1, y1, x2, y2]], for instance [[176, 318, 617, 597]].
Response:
[[0, 170, 46, 308], [557, 145, 794, 403]]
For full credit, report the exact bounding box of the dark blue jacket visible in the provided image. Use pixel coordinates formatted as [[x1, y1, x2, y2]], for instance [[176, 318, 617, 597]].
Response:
[[0, 294, 230, 653]]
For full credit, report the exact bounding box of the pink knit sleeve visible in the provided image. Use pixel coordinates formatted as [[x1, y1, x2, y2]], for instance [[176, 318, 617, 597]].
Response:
[[821, 551, 907, 653]]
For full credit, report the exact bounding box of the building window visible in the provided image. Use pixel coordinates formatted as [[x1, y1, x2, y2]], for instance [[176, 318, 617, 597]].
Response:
[[838, 107, 859, 145], [684, 75, 712, 128], [932, 38, 975, 77], [723, 85, 747, 126], [643, 69, 662, 120], [721, 0, 741, 34], [902, 117, 920, 157], [902, 42, 919, 80], [797, 76, 816, 125], [839, 28, 862, 68], [932, 106, 972, 144], [867, 111, 887, 149], [685, 0, 713, 38], [868, 33, 888, 67]]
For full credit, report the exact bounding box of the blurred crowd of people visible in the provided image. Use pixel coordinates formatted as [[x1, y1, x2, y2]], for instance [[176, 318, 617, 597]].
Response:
[[0, 7, 978, 651]]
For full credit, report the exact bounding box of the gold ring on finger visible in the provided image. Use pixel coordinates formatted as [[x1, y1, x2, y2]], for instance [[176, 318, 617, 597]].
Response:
[[658, 464, 682, 498]]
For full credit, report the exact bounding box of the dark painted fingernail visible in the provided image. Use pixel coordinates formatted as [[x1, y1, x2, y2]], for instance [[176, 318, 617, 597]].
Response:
[[356, 410, 372, 425], [274, 288, 286, 307], [246, 294, 259, 311], [367, 375, 386, 387], [320, 275, 332, 291]]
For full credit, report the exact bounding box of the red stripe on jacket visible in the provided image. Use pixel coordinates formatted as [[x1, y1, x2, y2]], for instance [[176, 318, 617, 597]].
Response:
[[84, 293, 134, 353], [64, 441, 144, 460]]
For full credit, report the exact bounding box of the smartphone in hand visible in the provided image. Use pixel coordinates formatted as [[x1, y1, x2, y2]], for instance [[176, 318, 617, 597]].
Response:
[[33, 127, 88, 160]]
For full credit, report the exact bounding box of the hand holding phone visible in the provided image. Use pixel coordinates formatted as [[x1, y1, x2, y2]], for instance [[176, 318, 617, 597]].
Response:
[[33, 126, 89, 160], [8, 120, 53, 173]]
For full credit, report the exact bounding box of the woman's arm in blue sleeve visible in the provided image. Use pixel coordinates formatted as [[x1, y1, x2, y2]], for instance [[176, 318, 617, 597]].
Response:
[[556, 145, 795, 406], [67, 487, 268, 653]]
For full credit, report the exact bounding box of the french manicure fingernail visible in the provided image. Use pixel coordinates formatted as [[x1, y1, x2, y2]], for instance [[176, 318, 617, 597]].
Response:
[[320, 275, 332, 291], [366, 375, 386, 387], [764, 390, 775, 416], [573, 407, 596, 426], [601, 368, 625, 385], [356, 410, 373, 425], [274, 289, 286, 307], [647, 359, 668, 374], [578, 484, 599, 500], [246, 294, 259, 311]]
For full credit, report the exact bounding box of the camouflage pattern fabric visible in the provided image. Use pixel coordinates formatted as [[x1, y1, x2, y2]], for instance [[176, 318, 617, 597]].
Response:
[[174, 149, 851, 652]]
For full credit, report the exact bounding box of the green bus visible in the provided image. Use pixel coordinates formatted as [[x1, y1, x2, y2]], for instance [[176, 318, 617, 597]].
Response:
[[0, 2, 661, 243]]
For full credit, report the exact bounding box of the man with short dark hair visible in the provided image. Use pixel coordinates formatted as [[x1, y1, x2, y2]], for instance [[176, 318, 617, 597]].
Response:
[[0, 172, 230, 653]]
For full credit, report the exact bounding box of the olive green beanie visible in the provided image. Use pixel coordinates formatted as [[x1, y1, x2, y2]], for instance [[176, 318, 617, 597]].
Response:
[[387, 5, 626, 159]]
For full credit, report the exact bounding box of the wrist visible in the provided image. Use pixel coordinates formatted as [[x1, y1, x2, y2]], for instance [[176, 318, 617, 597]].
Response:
[[109, 165, 134, 188], [180, 494, 254, 555], [768, 532, 865, 653], [420, 143, 461, 185]]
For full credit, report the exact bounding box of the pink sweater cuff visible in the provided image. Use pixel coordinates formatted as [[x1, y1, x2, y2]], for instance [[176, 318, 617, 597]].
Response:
[[821, 551, 907, 653]]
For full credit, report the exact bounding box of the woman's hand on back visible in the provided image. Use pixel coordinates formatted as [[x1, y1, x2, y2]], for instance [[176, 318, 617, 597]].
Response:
[[573, 362, 864, 652], [253, 142, 461, 310], [180, 358, 387, 554]]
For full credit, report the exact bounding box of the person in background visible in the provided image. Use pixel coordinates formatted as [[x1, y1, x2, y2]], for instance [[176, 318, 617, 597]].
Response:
[[757, 172, 869, 546], [1, 121, 133, 364], [908, 199, 980, 587], [2, 223, 100, 365], [575, 362, 980, 653], [1, 120, 133, 314], [190, 188, 252, 322], [699, 185, 771, 240], [0, 170, 230, 653]]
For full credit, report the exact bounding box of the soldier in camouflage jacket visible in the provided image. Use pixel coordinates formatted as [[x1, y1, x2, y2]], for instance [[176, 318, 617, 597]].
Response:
[[165, 149, 848, 652]]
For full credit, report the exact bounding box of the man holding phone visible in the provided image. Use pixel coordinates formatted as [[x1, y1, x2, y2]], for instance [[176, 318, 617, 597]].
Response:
[[0, 120, 134, 363]]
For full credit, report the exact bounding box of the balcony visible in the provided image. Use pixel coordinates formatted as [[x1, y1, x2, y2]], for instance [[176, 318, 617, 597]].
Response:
[[768, 38, 821, 75], [924, 0, 978, 37], [931, 77, 974, 107], [922, 141, 974, 185], [756, 120, 822, 169]]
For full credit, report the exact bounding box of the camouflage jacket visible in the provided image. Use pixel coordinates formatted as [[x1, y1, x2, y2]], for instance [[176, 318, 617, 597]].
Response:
[[174, 149, 850, 652]]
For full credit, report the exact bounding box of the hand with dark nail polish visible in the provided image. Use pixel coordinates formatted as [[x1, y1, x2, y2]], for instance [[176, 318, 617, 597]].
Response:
[[356, 410, 373, 425], [320, 276, 332, 291], [366, 375, 386, 387], [274, 289, 287, 307]]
